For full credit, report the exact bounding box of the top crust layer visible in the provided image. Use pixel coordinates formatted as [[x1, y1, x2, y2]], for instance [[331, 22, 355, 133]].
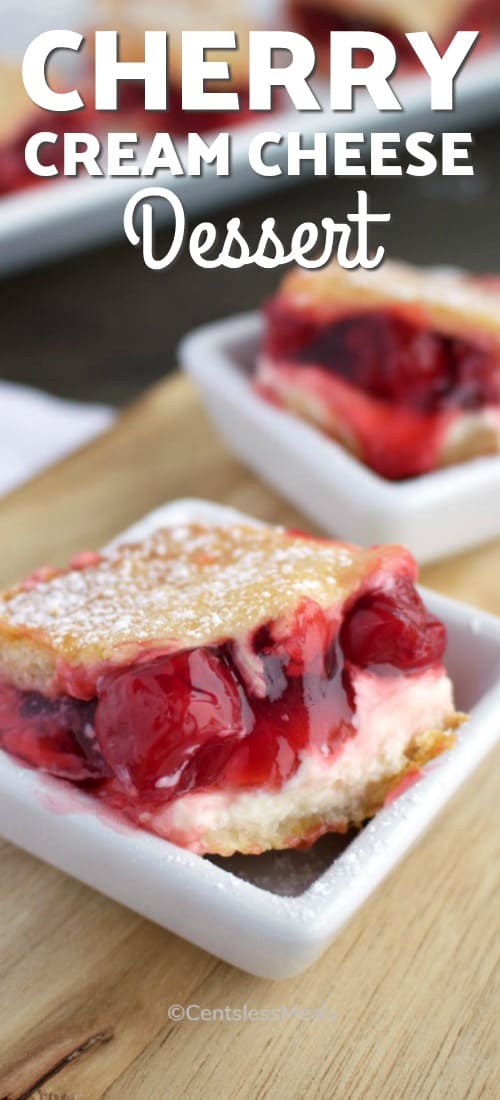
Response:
[[0, 523, 415, 695], [277, 260, 500, 351]]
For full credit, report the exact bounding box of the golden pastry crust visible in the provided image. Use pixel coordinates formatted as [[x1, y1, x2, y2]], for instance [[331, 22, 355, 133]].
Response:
[[0, 524, 415, 694], [278, 260, 500, 351], [94, 0, 251, 85]]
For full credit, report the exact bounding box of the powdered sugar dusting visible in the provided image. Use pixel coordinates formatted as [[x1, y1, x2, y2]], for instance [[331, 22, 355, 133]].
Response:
[[0, 524, 407, 682]]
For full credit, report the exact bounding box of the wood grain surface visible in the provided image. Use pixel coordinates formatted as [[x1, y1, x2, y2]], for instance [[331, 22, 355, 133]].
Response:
[[0, 373, 498, 1100]]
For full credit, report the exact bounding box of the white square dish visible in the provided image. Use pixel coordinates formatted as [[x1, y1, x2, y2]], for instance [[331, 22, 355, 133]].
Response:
[[0, 498, 499, 978], [180, 314, 500, 564]]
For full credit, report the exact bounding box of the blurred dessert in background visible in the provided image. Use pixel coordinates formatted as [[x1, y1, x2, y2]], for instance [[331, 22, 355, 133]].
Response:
[[0, 0, 253, 198], [0, 58, 104, 198], [95, 0, 253, 132], [257, 259, 500, 480], [2, 0, 498, 198], [289, 0, 500, 69], [0, 61, 44, 196]]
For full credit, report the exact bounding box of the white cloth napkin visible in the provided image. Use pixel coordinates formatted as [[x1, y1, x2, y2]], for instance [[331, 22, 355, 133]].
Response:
[[0, 380, 115, 496]]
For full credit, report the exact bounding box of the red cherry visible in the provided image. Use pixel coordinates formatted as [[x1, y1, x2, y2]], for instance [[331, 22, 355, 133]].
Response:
[[0, 685, 104, 781], [340, 579, 446, 672], [256, 598, 337, 679], [95, 649, 253, 797], [266, 304, 500, 414]]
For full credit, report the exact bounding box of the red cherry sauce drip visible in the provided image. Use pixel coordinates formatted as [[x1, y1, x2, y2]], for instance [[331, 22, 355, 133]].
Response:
[[0, 583, 446, 813], [263, 300, 500, 479]]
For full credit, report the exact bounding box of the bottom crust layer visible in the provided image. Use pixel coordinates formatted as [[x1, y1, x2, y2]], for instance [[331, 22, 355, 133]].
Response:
[[145, 718, 460, 856]]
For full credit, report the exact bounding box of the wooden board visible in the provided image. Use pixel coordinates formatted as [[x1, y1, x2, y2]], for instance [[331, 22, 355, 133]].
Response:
[[0, 373, 498, 1100]]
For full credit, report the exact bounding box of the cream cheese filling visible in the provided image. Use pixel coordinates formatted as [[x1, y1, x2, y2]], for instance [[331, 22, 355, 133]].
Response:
[[147, 667, 456, 854]]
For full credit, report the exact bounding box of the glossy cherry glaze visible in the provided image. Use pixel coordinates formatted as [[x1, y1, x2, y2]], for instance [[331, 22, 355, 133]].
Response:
[[265, 303, 500, 413], [340, 579, 446, 671], [0, 581, 447, 810]]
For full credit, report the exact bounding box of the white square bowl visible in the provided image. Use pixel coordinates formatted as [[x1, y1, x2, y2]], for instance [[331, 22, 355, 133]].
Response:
[[180, 314, 500, 564], [0, 498, 499, 978]]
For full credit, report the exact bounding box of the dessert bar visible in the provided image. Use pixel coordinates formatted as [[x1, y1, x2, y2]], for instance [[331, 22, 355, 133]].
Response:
[[0, 522, 461, 854], [258, 260, 500, 479]]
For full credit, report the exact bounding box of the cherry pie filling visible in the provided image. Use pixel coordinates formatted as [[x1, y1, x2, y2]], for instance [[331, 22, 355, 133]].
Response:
[[0, 579, 447, 819], [265, 303, 500, 413], [263, 300, 500, 478]]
